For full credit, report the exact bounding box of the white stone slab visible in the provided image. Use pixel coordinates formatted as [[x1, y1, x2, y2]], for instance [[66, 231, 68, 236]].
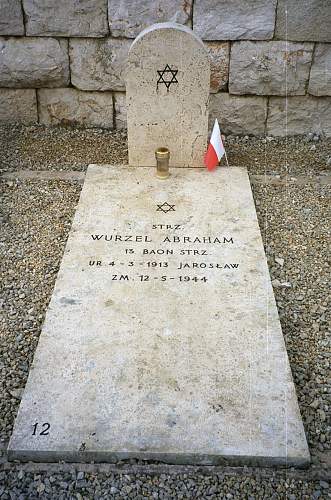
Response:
[[126, 23, 210, 168], [8, 165, 310, 466]]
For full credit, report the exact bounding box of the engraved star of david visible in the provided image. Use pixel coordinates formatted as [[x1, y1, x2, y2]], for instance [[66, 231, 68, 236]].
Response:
[[157, 64, 178, 90], [156, 202, 176, 213]]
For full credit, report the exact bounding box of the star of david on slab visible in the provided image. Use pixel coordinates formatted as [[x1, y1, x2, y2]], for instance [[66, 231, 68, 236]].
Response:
[[156, 202, 176, 213], [157, 64, 178, 90]]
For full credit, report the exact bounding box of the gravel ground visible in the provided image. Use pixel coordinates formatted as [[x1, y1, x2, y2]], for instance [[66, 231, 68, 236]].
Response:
[[0, 124, 330, 176], [253, 182, 330, 459], [0, 467, 330, 499], [0, 125, 128, 173], [0, 125, 330, 498], [0, 179, 81, 444]]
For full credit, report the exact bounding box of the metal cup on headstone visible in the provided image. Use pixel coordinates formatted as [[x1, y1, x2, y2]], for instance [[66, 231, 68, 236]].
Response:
[[155, 147, 170, 179]]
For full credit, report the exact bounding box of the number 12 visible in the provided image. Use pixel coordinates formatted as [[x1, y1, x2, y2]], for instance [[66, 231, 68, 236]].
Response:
[[32, 422, 50, 436]]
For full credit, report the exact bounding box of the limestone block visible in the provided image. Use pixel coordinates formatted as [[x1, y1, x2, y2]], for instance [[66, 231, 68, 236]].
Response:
[[108, 0, 192, 38], [276, 0, 331, 42], [193, 0, 276, 40], [38, 88, 113, 128], [126, 23, 210, 167], [205, 42, 229, 93], [268, 96, 331, 138], [209, 93, 267, 136], [0, 0, 24, 35], [0, 37, 69, 88], [23, 0, 108, 37], [113, 92, 126, 130], [308, 44, 331, 96], [70, 38, 130, 91], [7, 164, 310, 466], [0, 89, 37, 124], [229, 41, 313, 96]]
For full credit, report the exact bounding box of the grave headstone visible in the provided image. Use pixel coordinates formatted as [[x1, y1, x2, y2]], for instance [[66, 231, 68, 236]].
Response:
[[126, 23, 210, 167]]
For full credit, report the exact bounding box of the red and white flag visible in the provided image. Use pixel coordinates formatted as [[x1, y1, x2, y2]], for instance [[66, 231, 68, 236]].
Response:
[[204, 119, 226, 171]]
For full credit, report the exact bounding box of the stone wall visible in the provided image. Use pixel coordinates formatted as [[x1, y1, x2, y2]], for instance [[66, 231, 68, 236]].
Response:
[[0, 0, 330, 136]]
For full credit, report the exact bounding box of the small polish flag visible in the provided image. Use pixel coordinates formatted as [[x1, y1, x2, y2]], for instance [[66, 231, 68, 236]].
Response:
[[204, 119, 227, 171]]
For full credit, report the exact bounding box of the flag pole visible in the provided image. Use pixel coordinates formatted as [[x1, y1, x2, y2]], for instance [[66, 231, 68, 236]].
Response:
[[222, 134, 230, 167], [224, 149, 230, 167]]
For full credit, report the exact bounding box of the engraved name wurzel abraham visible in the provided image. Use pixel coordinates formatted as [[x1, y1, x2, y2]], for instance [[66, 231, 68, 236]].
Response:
[[91, 234, 234, 244]]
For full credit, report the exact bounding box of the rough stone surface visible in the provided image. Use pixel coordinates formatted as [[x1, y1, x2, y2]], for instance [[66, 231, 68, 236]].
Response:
[[268, 96, 331, 138], [229, 41, 314, 96], [23, 0, 109, 37], [108, 0, 192, 38], [0, 89, 37, 124], [193, 0, 277, 40], [0, 0, 24, 35], [0, 37, 69, 88], [308, 44, 331, 96], [70, 38, 130, 91], [8, 164, 310, 466], [38, 88, 113, 128], [205, 42, 229, 93], [113, 92, 126, 130], [127, 23, 210, 167], [276, 0, 331, 42], [209, 93, 267, 136]]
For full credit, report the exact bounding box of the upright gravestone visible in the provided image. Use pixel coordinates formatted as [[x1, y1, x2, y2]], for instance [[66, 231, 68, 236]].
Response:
[[8, 23, 309, 466], [126, 23, 210, 167]]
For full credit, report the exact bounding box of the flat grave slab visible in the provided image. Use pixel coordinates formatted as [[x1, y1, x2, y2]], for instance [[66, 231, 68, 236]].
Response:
[[8, 165, 310, 466]]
